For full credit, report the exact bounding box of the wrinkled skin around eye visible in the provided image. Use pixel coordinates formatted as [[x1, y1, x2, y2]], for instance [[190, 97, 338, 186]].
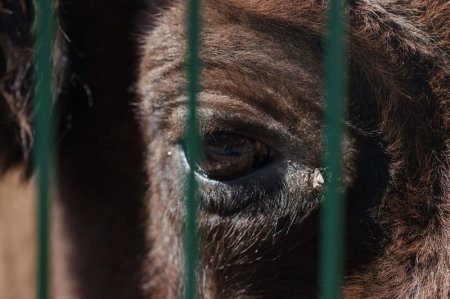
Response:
[[193, 133, 274, 180]]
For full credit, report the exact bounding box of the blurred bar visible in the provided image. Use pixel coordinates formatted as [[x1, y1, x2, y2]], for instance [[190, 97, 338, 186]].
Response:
[[320, 0, 346, 298], [184, 0, 201, 298], [34, 1, 54, 299]]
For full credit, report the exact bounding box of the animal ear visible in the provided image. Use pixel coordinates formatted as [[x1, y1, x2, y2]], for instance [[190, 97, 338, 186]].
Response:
[[0, 0, 34, 175]]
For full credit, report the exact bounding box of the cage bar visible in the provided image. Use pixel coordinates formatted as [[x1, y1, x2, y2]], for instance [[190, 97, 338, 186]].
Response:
[[34, 1, 55, 299], [184, 0, 202, 298], [320, 0, 346, 298]]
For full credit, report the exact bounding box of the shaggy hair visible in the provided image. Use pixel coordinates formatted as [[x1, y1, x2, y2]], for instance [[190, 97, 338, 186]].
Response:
[[138, 0, 449, 298], [1, 0, 449, 298], [0, 0, 34, 172]]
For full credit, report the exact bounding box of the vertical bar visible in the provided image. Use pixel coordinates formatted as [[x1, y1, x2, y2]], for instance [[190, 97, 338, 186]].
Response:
[[34, 1, 55, 299], [184, 0, 201, 298], [320, 0, 346, 298]]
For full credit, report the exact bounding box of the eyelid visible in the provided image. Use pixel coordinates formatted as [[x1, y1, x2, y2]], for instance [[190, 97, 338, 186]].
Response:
[[165, 93, 318, 165], [202, 109, 301, 146], [176, 111, 314, 171], [163, 93, 298, 143]]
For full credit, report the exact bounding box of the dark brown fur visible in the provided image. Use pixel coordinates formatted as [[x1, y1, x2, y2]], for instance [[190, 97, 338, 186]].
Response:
[[1, 0, 449, 298], [0, 0, 34, 173], [138, 0, 450, 298]]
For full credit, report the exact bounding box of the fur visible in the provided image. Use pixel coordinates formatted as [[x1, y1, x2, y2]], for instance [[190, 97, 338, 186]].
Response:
[[0, 0, 449, 298], [138, 0, 450, 298]]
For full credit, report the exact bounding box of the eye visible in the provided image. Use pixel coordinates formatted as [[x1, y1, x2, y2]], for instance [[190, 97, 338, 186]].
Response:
[[191, 132, 274, 180]]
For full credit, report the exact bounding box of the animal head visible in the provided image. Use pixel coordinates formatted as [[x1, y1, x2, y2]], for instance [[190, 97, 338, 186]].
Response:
[[0, 0, 449, 298], [137, 1, 449, 298]]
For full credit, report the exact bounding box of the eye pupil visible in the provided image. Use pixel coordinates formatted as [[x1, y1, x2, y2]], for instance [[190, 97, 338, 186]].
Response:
[[194, 133, 273, 180]]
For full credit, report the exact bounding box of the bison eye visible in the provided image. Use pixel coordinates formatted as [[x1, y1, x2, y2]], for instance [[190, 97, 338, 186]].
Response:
[[190, 133, 274, 180]]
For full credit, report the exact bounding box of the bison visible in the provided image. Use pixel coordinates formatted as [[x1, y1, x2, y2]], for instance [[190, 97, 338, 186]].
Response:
[[0, 0, 449, 298]]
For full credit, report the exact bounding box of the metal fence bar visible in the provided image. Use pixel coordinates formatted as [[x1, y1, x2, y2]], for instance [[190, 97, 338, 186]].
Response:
[[320, 0, 346, 298], [184, 0, 201, 298], [34, 1, 55, 299]]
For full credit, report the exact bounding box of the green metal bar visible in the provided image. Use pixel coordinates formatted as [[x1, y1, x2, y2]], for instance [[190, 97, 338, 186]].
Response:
[[320, 0, 346, 298], [184, 0, 201, 298], [34, 1, 55, 299]]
